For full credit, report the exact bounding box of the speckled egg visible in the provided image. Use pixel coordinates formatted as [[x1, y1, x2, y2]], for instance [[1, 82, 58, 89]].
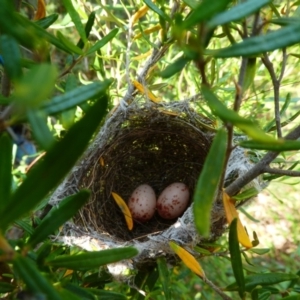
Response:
[[157, 183, 190, 219], [128, 184, 156, 222]]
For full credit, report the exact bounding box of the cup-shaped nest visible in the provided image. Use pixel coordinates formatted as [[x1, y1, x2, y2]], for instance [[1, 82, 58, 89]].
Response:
[[74, 102, 214, 242]]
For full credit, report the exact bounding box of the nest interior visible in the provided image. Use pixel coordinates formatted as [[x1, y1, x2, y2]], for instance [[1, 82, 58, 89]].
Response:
[[75, 102, 214, 242]]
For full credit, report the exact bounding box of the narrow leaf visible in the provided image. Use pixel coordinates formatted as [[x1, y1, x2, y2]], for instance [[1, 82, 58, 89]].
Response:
[[27, 109, 55, 150], [131, 4, 149, 25], [111, 192, 133, 230], [207, 0, 271, 29], [86, 28, 119, 55], [13, 255, 62, 300], [14, 64, 57, 107], [27, 190, 90, 248], [182, 0, 232, 29], [0, 133, 12, 214], [87, 289, 126, 299], [0, 35, 22, 81], [223, 192, 253, 248], [169, 241, 205, 278], [225, 273, 299, 292], [77, 11, 96, 49], [202, 85, 276, 142], [157, 257, 171, 300], [232, 187, 258, 201], [41, 80, 112, 115], [160, 55, 190, 78], [210, 23, 300, 57], [243, 58, 256, 92], [239, 139, 300, 151], [57, 31, 83, 55], [62, 0, 87, 43], [229, 218, 245, 298], [193, 129, 227, 236], [0, 96, 108, 230], [143, 0, 171, 22], [132, 80, 161, 103], [0, 282, 15, 293], [35, 14, 59, 29], [46, 247, 138, 270], [34, 0, 46, 20]]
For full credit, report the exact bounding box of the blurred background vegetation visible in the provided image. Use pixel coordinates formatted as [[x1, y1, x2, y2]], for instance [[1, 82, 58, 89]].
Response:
[[1, 0, 300, 299]]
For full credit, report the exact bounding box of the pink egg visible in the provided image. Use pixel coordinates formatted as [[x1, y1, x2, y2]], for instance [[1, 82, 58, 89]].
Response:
[[128, 184, 156, 222], [157, 183, 190, 219]]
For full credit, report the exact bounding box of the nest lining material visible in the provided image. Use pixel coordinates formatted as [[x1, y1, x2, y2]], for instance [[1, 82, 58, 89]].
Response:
[[49, 99, 264, 265]]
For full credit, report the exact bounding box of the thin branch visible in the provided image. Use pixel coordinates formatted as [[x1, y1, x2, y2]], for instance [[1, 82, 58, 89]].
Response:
[[225, 123, 300, 196], [203, 277, 233, 300], [263, 167, 300, 177], [233, 58, 248, 112]]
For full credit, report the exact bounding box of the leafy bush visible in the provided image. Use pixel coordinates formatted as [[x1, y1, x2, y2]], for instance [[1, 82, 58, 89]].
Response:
[[1, 0, 300, 299]]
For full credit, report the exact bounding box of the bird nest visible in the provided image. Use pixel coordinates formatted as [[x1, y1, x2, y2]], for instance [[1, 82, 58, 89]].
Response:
[[49, 99, 262, 268]]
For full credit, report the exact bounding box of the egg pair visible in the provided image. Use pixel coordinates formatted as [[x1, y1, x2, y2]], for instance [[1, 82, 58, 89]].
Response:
[[127, 183, 190, 223]]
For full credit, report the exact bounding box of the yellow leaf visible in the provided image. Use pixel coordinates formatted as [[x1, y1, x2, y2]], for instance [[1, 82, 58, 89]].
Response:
[[134, 24, 162, 40], [132, 50, 152, 61], [111, 192, 133, 230], [0, 235, 14, 261], [169, 241, 205, 279], [99, 157, 105, 167], [222, 191, 253, 248], [130, 5, 149, 25], [132, 80, 161, 103], [34, 0, 46, 20]]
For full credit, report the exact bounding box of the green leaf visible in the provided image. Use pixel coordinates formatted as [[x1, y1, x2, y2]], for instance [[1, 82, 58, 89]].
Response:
[[0, 35, 22, 81], [14, 64, 57, 108], [0, 282, 15, 293], [13, 255, 62, 300], [160, 55, 190, 78], [243, 58, 256, 92], [57, 31, 83, 55], [157, 257, 171, 300], [193, 129, 227, 236], [249, 248, 270, 255], [226, 273, 299, 292], [63, 283, 97, 300], [0, 96, 108, 231], [0, 133, 12, 214], [229, 218, 245, 298], [77, 11, 96, 49], [209, 23, 300, 57], [86, 28, 119, 55], [62, 0, 87, 43], [26, 109, 55, 150], [201, 85, 276, 142], [207, 0, 271, 29], [27, 190, 90, 248], [35, 14, 59, 29], [143, 0, 171, 22], [239, 139, 300, 151], [87, 289, 126, 299], [181, 0, 232, 29], [41, 80, 112, 115], [46, 247, 138, 270], [14, 220, 34, 235], [281, 295, 300, 300], [232, 187, 258, 201]]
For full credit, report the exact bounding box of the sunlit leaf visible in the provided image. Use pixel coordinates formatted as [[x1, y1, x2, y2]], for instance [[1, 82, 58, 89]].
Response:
[[46, 247, 138, 270], [201, 85, 276, 143], [134, 24, 161, 40], [169, 241, 205, 278], [223, 192, 253, 248], [239, 139, 300, 151], [232, 187, 258, 201], [131, 4, 149, 25], [132, 80, 161, 103], [62, 0, 87, 44], [193, 129, 227, 237], [209, 23, 300, 57], [86, 28, 119, 55], [111, 192, 133, 230]]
